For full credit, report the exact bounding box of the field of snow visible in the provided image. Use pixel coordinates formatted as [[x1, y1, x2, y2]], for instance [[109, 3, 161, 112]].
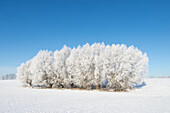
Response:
[[0, 78, 170, 113]]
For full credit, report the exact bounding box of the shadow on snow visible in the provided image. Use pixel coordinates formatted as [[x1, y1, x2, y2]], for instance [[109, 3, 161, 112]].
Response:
[[135, 82, 146, 89]]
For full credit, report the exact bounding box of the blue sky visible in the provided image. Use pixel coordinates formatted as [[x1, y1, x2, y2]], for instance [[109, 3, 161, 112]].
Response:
[[0, 0, 170, 76]]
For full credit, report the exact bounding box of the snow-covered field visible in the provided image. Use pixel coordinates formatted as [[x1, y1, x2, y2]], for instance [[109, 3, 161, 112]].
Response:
[[0, 78, 170, 113]]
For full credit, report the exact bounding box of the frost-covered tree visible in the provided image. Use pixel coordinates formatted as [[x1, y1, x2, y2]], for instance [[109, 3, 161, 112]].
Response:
[[54, 45, 71, 88], [17, 60, 33, 86], [30, 50, 54, 88], [66, 45, 82, 88]]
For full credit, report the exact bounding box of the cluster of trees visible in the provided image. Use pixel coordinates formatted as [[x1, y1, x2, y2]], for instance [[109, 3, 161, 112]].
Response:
[[0, 74, 16, 80], [17, 43, 148, 91]]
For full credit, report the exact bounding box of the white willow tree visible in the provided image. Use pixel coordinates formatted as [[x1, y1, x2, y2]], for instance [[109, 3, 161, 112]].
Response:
[[53, 45, 71, 88], [17, 43, 148, 91], [66, 45, 82, 88], [17, 60, 33, 86], [30, 50, 54, 88]]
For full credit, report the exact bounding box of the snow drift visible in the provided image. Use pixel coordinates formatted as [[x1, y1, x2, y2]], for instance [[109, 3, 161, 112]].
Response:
[[17, 43, 148, 91]]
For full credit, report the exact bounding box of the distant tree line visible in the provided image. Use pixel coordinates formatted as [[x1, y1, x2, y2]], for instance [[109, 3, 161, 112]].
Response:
[[0, 74, 16, 80], [149, 76, 170, 78]]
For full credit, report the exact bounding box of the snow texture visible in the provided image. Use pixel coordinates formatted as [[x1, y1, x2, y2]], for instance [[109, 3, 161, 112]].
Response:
[[0, 78, 170, 113]]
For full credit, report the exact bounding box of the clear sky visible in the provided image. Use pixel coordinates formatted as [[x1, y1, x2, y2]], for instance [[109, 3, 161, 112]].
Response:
[[0, 0, 170, 76]]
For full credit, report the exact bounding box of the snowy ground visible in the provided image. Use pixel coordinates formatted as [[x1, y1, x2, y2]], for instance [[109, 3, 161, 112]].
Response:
[[0, 78, 170, 113]]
